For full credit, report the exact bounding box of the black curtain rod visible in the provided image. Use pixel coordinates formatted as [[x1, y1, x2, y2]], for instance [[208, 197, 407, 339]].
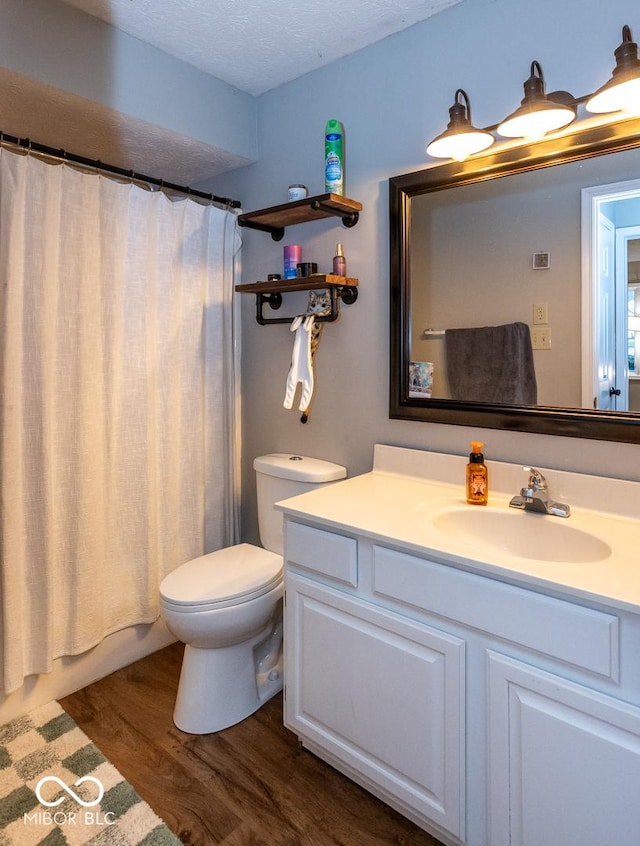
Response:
[[0, 130, 242, 209]]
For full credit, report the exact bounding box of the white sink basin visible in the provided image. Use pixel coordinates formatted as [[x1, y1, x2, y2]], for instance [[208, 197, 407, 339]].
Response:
[[431, 508, 612, 563]]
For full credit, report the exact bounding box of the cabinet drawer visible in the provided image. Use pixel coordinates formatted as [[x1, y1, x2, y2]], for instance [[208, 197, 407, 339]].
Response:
[[286, 521, 358, 586], [373, 546, 619, 679]]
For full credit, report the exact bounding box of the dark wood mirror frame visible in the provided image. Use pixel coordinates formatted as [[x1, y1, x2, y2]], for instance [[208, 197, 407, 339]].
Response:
[[389, 115, 640, 444]]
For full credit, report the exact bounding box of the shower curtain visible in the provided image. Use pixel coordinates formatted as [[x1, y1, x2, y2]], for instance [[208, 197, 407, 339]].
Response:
[[0, 149, 240, 694]]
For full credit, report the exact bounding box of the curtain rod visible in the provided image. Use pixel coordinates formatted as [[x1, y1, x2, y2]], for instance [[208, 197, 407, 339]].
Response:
[[0, 130, 242, 209]]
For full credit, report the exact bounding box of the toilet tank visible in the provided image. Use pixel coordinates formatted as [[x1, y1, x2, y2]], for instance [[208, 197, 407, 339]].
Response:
[[253, 454, 346, 555]]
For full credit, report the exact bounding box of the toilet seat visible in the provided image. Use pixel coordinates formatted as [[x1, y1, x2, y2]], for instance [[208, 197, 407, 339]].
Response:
[[160, 543, 282, 612]]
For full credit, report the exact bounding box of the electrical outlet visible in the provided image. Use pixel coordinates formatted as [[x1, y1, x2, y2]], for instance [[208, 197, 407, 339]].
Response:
[[531, 326, 552, 349], [533, 302, 548, 324]]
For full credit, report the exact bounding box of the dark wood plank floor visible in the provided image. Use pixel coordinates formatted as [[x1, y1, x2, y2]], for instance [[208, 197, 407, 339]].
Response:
[[61, 643, 445, 846]]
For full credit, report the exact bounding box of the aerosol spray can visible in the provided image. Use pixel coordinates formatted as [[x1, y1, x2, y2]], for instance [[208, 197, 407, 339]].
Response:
[[325, 119, 345, 195]]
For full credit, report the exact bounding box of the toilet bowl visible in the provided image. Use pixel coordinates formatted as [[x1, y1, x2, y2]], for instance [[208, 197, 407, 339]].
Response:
[[160, 543, 283, 734], [159, 453, 346, 734]]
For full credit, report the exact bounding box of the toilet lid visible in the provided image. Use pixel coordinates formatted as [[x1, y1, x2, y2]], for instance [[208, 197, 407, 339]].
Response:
[[159, 543, 282, 608]]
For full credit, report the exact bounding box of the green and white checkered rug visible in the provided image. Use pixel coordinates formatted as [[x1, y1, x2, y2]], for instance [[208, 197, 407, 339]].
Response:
[[0, 700, 181, 845]]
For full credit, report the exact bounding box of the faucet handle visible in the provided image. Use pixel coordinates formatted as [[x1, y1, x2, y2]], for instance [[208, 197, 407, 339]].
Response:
[[522, 466, 547, 491]]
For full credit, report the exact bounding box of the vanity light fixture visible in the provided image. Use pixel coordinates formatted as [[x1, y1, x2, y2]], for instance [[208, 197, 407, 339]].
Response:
[[426, 23, 639, 161], [497, 61, 576, 141], [586, 25, 640, 114], [425, 89, 495, 161]]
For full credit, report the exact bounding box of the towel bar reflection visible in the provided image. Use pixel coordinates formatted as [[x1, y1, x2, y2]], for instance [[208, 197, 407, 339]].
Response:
[[423, 328, 446, 336]]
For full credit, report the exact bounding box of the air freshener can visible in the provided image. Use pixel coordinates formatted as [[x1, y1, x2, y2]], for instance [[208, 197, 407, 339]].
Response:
[[325, 119, 345, 195]]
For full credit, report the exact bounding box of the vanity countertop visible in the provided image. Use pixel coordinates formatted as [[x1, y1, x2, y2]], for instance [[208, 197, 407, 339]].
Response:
[[276, 445, 640, 615]]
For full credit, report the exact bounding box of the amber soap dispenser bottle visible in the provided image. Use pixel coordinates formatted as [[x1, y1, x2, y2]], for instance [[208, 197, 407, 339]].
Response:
[[466, 441, 488, 505]]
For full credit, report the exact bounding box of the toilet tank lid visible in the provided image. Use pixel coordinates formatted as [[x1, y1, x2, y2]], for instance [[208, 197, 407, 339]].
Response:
[[253, 453, 346, 483]]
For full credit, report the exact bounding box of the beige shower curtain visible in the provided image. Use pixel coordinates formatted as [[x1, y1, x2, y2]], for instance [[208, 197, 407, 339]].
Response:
[[0, 148, 240, 693]]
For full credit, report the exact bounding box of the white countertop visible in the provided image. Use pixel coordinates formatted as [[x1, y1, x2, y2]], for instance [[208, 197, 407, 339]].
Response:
[[276, 446, 640, 615]]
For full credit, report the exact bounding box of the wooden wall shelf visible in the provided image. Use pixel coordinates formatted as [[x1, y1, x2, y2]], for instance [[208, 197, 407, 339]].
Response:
[[235, 275, 359, 325], [235, 274, 358, 295], [237, 194, 362, 241], [236, 194, 362, 323]]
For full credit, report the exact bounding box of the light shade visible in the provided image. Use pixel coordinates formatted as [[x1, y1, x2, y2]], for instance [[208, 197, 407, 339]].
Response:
[[628, 315, 640, 332], [497, 61, 576, 141], [426, 89, 494, 161], [586, 25, 640, 114]]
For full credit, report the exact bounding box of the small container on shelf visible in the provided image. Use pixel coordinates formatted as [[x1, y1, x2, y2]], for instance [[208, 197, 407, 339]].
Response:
[[333, 243, 346, 276], [287, 184, 308, 201], [284, 245, 302, 279]]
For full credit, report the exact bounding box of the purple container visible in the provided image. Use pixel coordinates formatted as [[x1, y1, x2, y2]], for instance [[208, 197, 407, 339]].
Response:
[[284, 245, 302, 279]]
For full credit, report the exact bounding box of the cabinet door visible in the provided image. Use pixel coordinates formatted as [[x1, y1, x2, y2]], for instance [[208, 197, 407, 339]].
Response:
[[487, 651, 640, 846], [284, 573, 465, 839]]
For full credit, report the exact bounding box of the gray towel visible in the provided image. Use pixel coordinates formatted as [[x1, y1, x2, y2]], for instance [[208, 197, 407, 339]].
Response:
[[444, 322, 537, 405]]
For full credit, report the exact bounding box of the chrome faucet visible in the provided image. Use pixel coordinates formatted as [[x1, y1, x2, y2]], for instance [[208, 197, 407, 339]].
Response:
[[509, 467, 571, 518]]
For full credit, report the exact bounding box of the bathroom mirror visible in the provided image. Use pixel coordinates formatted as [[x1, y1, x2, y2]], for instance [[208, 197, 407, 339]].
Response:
[[390, 114, 640, 443]]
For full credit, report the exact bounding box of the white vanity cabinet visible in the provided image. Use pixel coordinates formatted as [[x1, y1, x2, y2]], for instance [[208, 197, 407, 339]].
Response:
[[284, 523, 466, 840], [487, 653, 640, 846], [282, 514, 640, 846]]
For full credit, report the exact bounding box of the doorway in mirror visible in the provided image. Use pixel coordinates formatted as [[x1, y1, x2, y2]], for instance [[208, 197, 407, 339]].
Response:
[[582, 179, 640, 412]]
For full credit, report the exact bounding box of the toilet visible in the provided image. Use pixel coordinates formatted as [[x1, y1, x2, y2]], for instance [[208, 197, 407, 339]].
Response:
[[159, 453, 346, 734]]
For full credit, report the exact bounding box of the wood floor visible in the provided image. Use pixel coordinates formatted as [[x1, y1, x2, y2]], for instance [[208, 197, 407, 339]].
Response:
[[61, 643, 444, 846]]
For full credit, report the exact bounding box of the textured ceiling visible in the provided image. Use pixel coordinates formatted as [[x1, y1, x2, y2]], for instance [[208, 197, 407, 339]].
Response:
[[60, 0, 465, 95], [4, 0, 466, 186]]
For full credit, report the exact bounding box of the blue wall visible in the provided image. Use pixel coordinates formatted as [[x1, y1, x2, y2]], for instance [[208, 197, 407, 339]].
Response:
[[208, 0, 640, 539]]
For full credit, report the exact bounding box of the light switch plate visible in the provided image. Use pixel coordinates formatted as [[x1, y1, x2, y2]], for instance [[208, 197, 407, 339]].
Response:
[[531, 326, 552, 349]]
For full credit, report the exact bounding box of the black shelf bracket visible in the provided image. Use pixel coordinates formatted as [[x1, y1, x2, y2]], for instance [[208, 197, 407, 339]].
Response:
[[238, 219, 285, 241], [256, 285, 358, 326], [310, 200, 360, 228]]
